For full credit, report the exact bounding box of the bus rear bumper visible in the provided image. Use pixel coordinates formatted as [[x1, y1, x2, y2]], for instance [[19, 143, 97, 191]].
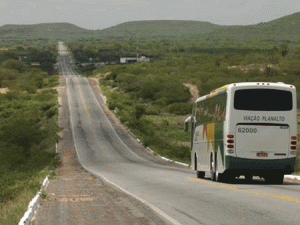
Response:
[[225, 156, 296, 175]]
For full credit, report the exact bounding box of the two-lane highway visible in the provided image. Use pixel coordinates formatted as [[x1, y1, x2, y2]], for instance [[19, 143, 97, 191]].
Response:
[[60, 43, 300, 225]]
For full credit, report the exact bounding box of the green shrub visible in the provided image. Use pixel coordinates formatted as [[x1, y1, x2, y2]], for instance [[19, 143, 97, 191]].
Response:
[[137, 118, 155, 136], [45, 106, 58, 118], [116, 73, 140, 92], [167, 103, 193, 115], [139, 75, 163, 100], [157, 82, 191, 104], [145, 104, 161, 115], [135, 104, 145, 120], [44, 75, 59, 88], [153, 97, 168, 107], [1, 59, 28, 73]]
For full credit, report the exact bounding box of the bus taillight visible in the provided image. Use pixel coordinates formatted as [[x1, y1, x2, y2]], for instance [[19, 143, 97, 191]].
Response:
[[227, 134, 235, 153], [290, 136, 298, 155]]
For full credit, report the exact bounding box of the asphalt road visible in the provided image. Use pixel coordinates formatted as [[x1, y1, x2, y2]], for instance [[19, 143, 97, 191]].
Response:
[[59, 43, 300, 225]]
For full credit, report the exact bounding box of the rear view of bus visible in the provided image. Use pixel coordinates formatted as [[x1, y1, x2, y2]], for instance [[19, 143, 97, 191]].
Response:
[[226, 82, 297, 184]]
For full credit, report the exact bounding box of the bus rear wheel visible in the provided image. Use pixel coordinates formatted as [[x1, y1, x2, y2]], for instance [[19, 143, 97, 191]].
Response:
[[216, 171, 225, 182], [195, 154, 205, 179], [210, 153, 216, 181], [211, 153, 227, 183], [211, 152, 226, 182]]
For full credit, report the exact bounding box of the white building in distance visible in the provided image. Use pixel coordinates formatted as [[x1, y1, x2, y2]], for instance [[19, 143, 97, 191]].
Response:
[[120, 56, 150, 64]]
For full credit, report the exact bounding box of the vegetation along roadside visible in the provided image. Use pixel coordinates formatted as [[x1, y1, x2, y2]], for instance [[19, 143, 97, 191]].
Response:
[[0, 43, 60, 224]]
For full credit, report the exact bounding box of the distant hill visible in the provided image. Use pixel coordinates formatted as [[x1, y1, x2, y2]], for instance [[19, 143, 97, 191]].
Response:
[[203, 12, 300, 42], [1, 12, 300, 42], [0, 22, 90, 40], [95, 20, 224, 40]]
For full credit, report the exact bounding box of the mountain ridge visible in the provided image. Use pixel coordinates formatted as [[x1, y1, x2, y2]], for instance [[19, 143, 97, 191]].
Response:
[[0, 12, 300, 41]]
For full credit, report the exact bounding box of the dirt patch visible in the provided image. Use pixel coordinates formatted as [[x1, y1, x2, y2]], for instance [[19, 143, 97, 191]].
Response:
[[228, 64, 275, 73], [0, 87, 9, 94], [184, 83, 199, 103]]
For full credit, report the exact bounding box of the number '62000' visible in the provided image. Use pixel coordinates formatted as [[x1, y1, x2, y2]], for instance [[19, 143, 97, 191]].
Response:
[[238, 127, 258, 133]]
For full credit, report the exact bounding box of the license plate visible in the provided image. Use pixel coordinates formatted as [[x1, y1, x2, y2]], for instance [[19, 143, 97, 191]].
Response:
[[257, 152, 268, 157]]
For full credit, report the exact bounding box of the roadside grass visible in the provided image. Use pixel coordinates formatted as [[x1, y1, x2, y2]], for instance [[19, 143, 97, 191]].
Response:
[[0, 189, 38, 225], [144, 115, 191, 164], [43, 75, 59, 88], [0, 145, 59, 224], [145, 115, 190, 143], [0, 167, 50, 224], [0, 74, 59, 224]]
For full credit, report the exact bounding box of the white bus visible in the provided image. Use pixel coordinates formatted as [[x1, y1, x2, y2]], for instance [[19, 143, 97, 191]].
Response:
[[185, 82, 298, 184]]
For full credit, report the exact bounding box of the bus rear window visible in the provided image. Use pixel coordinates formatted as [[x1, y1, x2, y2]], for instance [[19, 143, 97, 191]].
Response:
[[234, 89, 293, 111]]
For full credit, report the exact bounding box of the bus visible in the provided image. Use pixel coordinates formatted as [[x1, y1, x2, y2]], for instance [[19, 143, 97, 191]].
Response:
[[184, 82, 297, 184]]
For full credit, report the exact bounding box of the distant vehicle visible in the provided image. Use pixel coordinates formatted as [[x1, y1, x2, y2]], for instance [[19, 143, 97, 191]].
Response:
[[184, 82, 297, 184]]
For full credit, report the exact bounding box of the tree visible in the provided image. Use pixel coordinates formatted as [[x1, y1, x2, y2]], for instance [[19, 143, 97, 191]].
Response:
[[0, 68, 17, 87], [0, 110, 44, 158], [1, 59, 28, 73]]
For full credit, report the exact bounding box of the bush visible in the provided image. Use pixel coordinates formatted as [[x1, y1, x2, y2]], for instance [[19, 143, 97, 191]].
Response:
[[157, 82, 191, 104], [167, 103, 193, 115], [139, 75, 190, 103], [137, 118, 155, 136], [107, 91, 134, 111], [116, 73, 140, 92], [45, 106, 58, 119], [1, 59, 28, 73], [139, 75, 163, 100], [145, 104, 161, 115], [0, 110, 44, 159]]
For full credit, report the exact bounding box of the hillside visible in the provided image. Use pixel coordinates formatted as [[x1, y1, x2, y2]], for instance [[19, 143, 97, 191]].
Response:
[[1, 12, 300, 42], [203, 12, 300, 42], [96, 20, 224, 40], [0, 22, 90, 40]]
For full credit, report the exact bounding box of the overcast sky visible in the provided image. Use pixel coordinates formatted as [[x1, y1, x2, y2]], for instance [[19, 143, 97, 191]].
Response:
[[1, 0, 300, 30]]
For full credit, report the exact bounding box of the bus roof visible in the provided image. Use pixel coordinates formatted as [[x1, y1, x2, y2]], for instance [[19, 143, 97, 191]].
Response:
[[195, 82, 295, 103]]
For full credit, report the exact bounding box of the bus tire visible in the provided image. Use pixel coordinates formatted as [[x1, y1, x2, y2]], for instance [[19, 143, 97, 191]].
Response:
[[216, 171, 225, 182], [215, 155, 225, 182], [195, 154, 205, 178], [210, 153, 216, 181]]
